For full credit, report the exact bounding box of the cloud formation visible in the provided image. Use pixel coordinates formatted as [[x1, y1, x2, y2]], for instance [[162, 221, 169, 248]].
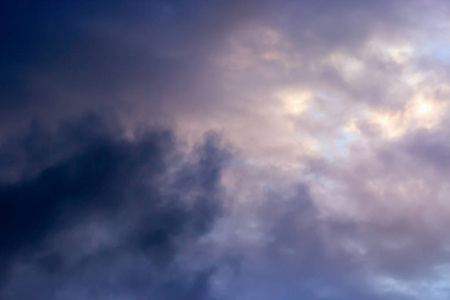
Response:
[[0, 115, 230, 299], [3, 0, 450, 299]]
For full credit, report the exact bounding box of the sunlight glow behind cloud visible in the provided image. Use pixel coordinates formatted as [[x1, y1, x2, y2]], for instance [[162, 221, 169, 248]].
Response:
[[4, 1, 450, 299]]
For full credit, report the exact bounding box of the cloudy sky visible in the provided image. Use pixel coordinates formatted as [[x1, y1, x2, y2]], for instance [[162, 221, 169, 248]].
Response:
[[3, 0, 450, 299]]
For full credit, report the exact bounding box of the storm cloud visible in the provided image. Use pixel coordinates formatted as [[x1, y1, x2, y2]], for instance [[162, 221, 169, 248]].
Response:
[[0, 115, 229, 299], [3, 0, 450, 299]]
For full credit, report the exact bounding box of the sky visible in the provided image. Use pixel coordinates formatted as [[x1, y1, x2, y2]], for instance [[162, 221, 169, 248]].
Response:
[[2, 0, 450, 299]]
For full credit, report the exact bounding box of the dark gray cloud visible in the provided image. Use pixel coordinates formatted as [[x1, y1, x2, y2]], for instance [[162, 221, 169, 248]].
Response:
[[0, 114, 230, 299], [0, 0, 269, 139], [3, 0, 450, 299]]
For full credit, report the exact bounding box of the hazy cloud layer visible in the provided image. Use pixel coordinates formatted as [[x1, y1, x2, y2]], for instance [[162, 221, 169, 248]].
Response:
[[3, 0, 450, 299]]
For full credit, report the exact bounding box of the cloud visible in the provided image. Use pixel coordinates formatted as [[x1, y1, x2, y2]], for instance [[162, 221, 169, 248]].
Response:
[[4, 0, 450, 299], [0, 114, 230, 300]]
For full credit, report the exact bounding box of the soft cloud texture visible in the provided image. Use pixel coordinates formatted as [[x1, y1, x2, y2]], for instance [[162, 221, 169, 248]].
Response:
[[3, 0, 450, 299]]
